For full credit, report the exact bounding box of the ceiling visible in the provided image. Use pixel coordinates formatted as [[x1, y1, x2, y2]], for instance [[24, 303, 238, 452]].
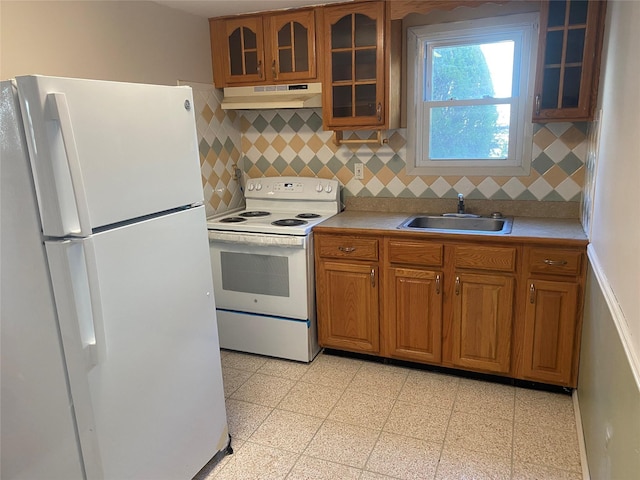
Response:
[[153, 0, 350, 18]]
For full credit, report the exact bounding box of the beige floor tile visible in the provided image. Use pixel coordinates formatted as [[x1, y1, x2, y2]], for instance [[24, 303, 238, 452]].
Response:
[[444, 411, 513, 459], [328, 389, 395, 430], [304, 419, 379, 468], [515, 388, 576, 430], [221, 351, 269, 372], [257, 357, 311, 380], [229, 373, 295, 407], [365, 432, 440, 480], [398, 370, 460, 410], [249, 409, 322, 453], [278, 381, 344, 418], [224, 398, 272, 440], [454, 378, 515, 420], [221, 367, 253, 398], [214, 441, 298, 480], [514, 422, 582, 473], [383, 400, 450, 443], [286, 455, 361, 480], [359, 472, 398, 480], [511, 462, 583, 480], [300, 354, 362, 389], [347, 362, 409, 399], [435, 446, 511, 480]]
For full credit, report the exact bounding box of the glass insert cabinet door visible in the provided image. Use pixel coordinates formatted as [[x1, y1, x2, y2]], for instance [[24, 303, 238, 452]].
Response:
[[223, 16, 265, 84], [534, 0, 604, 122], [323, 2, 385, 129], [268, 10, 316, 82]]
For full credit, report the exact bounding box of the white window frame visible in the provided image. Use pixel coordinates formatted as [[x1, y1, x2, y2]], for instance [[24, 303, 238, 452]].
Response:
[[406, 13, 539, 176]]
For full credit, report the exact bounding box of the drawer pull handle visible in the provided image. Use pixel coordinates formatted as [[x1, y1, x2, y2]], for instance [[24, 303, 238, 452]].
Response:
[[530, 283, 536, 303], [370, 268, 375, 287], [435, 274, 441, 295], [544, 259, 568, 266], [535, 94, 541, 116], [272, 60, 277, 79], [338, 246, 356, 253], [455, 276, 460, 295]]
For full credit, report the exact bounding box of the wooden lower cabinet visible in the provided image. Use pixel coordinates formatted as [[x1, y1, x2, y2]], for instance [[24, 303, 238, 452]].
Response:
[[520, 279, 579, 386], [386, 267, 442, 363], [314, 232, 586, 387], [316, 260, 379, 354], [451, 272, 514, 374]]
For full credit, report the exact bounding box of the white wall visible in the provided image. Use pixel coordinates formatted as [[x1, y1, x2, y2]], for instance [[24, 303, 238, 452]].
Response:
[[0, 1, 212, 85], [589, 0, 640, 368], [578, 1, 640, 477]]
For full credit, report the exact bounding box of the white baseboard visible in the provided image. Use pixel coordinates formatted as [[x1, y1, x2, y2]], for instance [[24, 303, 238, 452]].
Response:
[[573, 390, 590, 480]]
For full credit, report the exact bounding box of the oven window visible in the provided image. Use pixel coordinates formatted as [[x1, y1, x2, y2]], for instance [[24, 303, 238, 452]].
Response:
[[220, 252, 290, 297]]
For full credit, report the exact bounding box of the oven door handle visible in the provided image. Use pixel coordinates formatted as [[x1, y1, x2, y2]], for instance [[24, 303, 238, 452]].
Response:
[[208, 230, 306, 248]]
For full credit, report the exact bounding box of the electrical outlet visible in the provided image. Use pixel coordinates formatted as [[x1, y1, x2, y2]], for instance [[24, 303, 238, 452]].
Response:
[[354, 163, 364, 180]]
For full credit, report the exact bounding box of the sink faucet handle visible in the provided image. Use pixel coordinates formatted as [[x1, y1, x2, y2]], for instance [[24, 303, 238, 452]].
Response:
[[457, 193, 465, 214]]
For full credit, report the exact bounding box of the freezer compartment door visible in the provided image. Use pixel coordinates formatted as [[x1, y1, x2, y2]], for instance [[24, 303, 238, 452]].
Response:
[[16, 75, 203, 236], [46, 206, 228, 480]]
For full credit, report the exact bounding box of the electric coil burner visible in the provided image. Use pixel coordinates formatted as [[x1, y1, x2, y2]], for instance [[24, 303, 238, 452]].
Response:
[[272, 219, 307, 227], [206, 176, 341, 362]]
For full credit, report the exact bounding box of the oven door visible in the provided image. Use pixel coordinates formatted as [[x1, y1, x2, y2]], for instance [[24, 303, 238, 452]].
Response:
[[208, 231, 310, 320]]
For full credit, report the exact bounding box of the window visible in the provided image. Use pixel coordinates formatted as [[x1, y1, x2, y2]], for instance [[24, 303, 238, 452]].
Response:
[[407, 14, 539, 176]]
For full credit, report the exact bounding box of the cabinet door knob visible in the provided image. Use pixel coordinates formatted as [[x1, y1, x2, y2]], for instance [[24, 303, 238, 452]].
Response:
[[338, 246, 355, 253], [535, 94, 541, 115], [529, 283, 536, 303], [435, 274, 441, 295], [272, 60, 277, 79], [370, 268, 375, 287], [376, 102, 382, 122], [544, 259, 568, 266], [455, 276, 460, 295], [257, 60, 263, 79]]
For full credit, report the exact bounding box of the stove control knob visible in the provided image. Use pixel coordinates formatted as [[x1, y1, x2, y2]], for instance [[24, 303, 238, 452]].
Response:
[[325, 185, 333, 193], [316, 183, 323, 193], [247, 183, 255, 191], [255, 183, 263, 191]]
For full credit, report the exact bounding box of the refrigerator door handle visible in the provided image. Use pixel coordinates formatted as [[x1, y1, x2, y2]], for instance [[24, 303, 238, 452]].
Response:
[[45, 93, 92, 237], [45, 239, 105, 478], [46, 239, 106, 370]]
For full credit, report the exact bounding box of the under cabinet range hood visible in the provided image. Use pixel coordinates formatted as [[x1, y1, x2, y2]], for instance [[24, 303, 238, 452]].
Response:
[[221, 83, 322, 110]]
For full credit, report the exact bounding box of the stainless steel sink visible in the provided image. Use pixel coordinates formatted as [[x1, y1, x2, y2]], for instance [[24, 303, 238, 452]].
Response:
[[398, 215, 512, 234]]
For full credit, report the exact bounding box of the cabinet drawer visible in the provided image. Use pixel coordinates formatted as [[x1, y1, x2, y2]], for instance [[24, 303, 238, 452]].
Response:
[[528, 248, 583, 276], [388, 240, 443, 267], [317, 235, 378, 260], [454, 245, 517, 272]]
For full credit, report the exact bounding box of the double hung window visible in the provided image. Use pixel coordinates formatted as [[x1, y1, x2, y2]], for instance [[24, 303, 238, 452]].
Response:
[[407, 14, 539, 176]]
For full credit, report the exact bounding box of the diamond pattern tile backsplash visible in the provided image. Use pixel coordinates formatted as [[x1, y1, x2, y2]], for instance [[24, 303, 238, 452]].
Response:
[[180, 81, 244, 217], [186, 83, 587, 217]]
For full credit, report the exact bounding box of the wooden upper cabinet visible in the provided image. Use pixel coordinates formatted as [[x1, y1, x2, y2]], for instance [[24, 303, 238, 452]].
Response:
[[210, 9, 318, 88], [322, 1, 387, 130], [266, 9, 317, 83], [533, 0, 606, 122]]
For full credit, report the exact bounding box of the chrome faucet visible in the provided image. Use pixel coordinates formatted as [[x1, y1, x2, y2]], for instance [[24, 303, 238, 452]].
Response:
[[457, 193, 465, 214]]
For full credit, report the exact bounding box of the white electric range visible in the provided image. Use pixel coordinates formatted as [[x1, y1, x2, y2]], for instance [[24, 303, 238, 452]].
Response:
[[207, 176, 341, 362]]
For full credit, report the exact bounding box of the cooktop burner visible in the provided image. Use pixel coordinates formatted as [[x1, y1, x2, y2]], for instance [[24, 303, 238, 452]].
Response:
[[272, 219, 308, 227], [219, 216, 247, 223], [240, 211, 271, 218], [296, 213, 321, 219]]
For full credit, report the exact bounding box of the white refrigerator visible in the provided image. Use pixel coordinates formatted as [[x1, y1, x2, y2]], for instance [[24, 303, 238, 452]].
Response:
[[1, 76, 230, 480]]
